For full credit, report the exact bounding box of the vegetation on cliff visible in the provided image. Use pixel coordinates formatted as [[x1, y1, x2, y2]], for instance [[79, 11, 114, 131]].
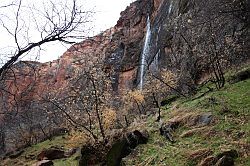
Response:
[[0, 0, 249, 165], [2, 66, 250, 165]]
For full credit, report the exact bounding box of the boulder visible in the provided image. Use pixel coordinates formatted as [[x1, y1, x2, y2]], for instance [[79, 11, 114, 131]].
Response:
[[215, 156, 234, 166], [229, 68, 250, 83], [198, 149, 238, 166], [198, 113, 213, 126], [79, 142, 108, 166], [216, 149, 238, 159], [32, 160, 53, 166], [215, 149, 238, 166], [106, 130, 149, 166], [160, 121, 179, 142], [37, 148, 66, 161]]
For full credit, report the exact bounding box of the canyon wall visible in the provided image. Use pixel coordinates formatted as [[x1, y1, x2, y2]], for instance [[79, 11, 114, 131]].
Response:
[[5, 0, 248, 95], [0, 0, 248, 154]]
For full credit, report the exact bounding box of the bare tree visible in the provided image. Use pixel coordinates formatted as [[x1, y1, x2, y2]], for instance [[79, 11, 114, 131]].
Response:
[[34, 57, 113, 141], [0, 0, 93, 155], [143, 69, 178, 121], [0, 0, 92, 78]]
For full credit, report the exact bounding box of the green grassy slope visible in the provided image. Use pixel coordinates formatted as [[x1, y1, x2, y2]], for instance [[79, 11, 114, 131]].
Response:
[[2, 135, 81, 166], [123, 70, 250, 165], [2, 67, 249, 166]]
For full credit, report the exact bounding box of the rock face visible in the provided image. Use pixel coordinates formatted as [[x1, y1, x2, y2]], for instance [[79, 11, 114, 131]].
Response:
[[2, 0, 248, 101], [1, 0, 154, 110], [1, 0, 249, 154], [3, 0, 247, 100]]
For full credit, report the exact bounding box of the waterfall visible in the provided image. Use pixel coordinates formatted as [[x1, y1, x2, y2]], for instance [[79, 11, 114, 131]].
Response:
[[138, 16, 151, 90], [168, 0, 173, 14]]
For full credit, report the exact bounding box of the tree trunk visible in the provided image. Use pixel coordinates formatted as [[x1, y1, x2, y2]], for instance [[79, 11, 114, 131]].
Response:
[[153, 93, 161, 122]]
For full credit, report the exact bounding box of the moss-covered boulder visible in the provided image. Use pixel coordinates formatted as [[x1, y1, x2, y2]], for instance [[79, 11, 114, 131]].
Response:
[[106, 130, 149, 166]]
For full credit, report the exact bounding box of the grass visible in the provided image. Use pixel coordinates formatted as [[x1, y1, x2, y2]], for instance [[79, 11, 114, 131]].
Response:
[[1, 134, 84, 166], [123, 69, 250, 165], [53, 152, 80, 166], [2, 66, 249, 166]]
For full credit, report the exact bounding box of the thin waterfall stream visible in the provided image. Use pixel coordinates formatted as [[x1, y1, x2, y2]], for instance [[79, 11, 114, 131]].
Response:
[[138, 16, 151, 90]]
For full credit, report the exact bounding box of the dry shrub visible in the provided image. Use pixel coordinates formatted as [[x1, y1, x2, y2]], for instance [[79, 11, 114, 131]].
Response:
[[188, 148, 213, 162], [144, 70, 177, 93], [66, 130, 90, 148], [180, 126, 208, 138], [126, 90, 145, 103], [102, 108, 117, 131], [161, 70, 177, 88], [121, 90, 145, 115]]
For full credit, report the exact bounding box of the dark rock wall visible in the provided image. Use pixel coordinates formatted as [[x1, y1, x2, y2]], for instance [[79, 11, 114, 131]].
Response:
[[127, 0, 249, 92]]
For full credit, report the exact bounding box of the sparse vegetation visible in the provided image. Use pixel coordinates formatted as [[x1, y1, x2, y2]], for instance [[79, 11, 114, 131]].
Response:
[[0, 0, 249, 165], [122, 68, 250, 166], [1, 65, 249, 166]]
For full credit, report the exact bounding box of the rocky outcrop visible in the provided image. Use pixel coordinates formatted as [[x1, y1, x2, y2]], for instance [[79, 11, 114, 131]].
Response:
[[79, 142, 108, 166], [160, 121, 179, 143], [196, 149, 239, 166], [228, 68, 250, 83], [37, 147, 66, 161], [78, 130, 149, 166], [3, 0, 248, 101], [160, 112, 214, 141], [188, 149, 239, 166], [106, 130, 149, 166]]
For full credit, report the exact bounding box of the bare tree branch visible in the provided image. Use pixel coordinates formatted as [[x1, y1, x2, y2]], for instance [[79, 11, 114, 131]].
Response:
[[0, 0, 92, 78]]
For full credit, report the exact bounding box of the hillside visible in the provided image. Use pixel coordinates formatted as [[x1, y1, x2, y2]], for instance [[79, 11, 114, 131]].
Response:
[[0, 0, 249, 165], [124, 67, 250, 166], [2, 66, 250, 165]]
